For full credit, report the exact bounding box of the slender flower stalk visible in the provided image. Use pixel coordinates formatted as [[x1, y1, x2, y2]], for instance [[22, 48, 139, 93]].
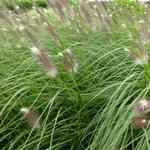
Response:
[[20, 107, 40, 128], [138, 20, 150, 44], [66, 48, 78, 72], [121, 24, 132, 38], [95, 1, 111, 27], [58, 52, 73, 73], [124, 46, 148, 65], [122, 7, 136, 25], [35, 7, 62, 46], [23, 29, 43, 50], [0, 5, 15, 26], [94, 1, 112, 37], [80, 1, 96, 31], [31, 46, 57, 77], [47, 0, 70, 25], [58, 49, 78, 73], [137, 42, 148, 60]]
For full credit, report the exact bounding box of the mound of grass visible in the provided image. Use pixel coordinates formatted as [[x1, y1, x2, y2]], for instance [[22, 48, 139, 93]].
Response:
[[0, 1, 150, 150]]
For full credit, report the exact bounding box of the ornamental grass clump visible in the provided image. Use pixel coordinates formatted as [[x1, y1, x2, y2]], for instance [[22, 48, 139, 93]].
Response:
[[0, 0, 150, 149]]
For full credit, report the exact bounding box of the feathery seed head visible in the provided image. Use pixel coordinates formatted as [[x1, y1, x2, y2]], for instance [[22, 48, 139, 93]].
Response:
[[30, 46, 41, 55], [125, 47, 148, 65], [132, 116, 147, 129], [20, 107, 40, 128], [17, 25, 25, 32], [31, 47, 57, 77], [121, 24, 126, 28], [138, 20, 144, 23], [58, 52, 64, 57], [134, 98, 150, 115]]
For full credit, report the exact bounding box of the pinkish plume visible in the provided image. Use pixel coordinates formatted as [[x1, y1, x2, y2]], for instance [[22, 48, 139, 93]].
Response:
[[125, 46, 148, 65], [20, 107, 40, 128], [58, 49, 78, 73], [133, 97, 150, 115], [31, 47, 57, 77], [132, 116, 147, 129], [66, 48, 78, 72], [138, 20, 150, 44]]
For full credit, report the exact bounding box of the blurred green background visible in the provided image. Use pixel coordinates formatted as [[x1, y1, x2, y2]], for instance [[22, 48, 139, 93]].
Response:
[[0, 0, 47, 9], [0, 0, 145, 11]]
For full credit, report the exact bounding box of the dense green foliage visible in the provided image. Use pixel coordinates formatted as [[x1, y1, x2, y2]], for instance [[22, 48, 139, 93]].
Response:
[[0, 1, 150, 150], [0, 0, 47, 9]]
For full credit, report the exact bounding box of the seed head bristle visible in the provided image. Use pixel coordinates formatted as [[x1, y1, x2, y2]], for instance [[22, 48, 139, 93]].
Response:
[[132, 116, 147, 129], [134, 98, 150, 115], [20, 107, 40, 128]]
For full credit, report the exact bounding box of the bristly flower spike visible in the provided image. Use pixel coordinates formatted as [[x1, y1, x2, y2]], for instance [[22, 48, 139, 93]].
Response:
[[133, 97, 150, 115], [30, 46, 57, 77], [66, 48, 78, 72], [20, 107, 40, 128], [138, 20, 150, 45], [121, 23, 132, 38], [132, 116, 147, 129], [58, 48, 78, 73], [58, 52, 73, 73], [124, 46, 148, 65]]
